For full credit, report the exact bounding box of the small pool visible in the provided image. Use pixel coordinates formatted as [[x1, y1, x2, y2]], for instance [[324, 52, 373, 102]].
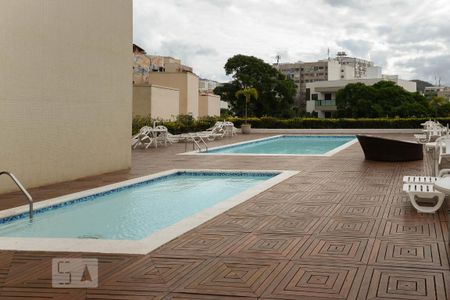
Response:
[[0, 172, 276, 240], [205, 135, 357, 156], [0, 170, 296, 254]]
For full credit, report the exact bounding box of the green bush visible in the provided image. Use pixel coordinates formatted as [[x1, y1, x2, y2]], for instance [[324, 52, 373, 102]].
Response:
[[132, 115, 450, 135]]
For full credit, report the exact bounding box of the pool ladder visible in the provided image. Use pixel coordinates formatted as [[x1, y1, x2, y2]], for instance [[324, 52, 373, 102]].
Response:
[[0, 171, 33, 220], [185, 133, 208, 153]]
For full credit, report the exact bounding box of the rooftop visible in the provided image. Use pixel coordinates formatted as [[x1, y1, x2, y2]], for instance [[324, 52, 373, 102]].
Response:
[[0, 133, 448, 299]]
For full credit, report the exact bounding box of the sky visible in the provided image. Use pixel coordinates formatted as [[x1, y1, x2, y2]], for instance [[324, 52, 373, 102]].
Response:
[[133, 0, 450, 85]]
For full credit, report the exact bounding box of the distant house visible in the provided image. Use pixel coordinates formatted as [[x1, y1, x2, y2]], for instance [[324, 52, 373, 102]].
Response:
[[306, 77, 417, 118]]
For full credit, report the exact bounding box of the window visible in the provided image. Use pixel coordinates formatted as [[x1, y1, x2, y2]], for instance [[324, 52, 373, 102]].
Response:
[[306, 88, 310, 100], [324, 93, 332, 100], [311, 94, 318, 101]]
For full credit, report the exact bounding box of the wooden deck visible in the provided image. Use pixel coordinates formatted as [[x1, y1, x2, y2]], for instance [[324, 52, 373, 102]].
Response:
[[0, 133, 448, 299]]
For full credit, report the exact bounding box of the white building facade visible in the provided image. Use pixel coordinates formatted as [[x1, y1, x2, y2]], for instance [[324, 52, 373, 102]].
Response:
[[306, 78, 417, 118]]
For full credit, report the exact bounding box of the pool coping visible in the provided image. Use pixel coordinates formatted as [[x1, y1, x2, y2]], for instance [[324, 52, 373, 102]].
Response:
[[0, 169, 298, 254], [181, 135, 358, 157]]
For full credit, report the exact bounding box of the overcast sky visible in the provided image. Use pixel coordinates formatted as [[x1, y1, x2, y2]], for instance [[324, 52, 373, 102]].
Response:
[[134, 0, 450, 85]]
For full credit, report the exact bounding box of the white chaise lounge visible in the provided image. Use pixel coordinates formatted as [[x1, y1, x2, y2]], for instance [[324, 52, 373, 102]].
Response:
[[402, 169, 450, 213], [402, 183, 445, 213]]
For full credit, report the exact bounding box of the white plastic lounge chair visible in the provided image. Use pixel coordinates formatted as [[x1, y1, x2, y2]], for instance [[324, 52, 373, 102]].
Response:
[[403, 169, 450, 183], [403, 176, 438, 184], [436, 135, 450, 164], [402, 183, 445, 213], [132, 126, 154, 149]]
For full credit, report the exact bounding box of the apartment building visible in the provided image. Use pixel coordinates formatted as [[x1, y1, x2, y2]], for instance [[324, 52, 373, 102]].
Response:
[[306, 77, 417, 118], [276, 60, 354, 107], [199, 78, 221, 93], [133, 45, 193, 84], [425, 86, 450, 100], [276, 53, 378, 109], [336, 52, 374, 79]]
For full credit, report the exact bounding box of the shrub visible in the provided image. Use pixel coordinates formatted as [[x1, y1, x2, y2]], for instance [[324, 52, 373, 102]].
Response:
[[132, 115, 450, 135]]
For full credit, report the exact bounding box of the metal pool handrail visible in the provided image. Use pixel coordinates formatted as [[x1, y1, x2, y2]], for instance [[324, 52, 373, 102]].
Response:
[[0, 171, 33, 220]]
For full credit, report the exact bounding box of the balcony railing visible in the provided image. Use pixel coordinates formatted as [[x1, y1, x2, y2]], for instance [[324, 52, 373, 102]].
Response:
[[316, 100, 336, 107]]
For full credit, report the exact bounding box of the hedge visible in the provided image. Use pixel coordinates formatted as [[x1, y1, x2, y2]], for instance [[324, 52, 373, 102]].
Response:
[[132, 115, 450, 135]]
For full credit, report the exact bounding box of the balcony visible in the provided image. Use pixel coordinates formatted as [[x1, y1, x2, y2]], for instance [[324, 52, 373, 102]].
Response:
[[316, 99, 336, 107]]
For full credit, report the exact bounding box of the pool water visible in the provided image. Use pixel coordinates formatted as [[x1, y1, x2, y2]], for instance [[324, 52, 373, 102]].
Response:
[[0, 172, 275, 240], [208, 135, 356, 155]]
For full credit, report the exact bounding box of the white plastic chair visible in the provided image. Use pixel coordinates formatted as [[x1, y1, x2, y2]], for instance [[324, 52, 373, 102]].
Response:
[[132, 126, 154, 149], [402, 183, 445, 213]]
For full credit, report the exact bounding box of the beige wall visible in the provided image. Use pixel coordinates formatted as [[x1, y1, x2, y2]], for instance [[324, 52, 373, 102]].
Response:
[[148, 72, 199, 118], [0, 0, 132, 193], [198, 94, 221, 117], [133, 85, 179, 120]]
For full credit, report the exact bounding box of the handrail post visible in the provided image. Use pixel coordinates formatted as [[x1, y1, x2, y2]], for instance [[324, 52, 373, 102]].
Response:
[[0, 171, 33, 220]]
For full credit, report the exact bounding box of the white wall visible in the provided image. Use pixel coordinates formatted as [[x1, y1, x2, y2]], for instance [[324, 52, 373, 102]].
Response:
[[0, 0, 132, 193]]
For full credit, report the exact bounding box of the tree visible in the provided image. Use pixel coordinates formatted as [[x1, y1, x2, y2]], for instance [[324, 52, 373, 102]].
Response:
[[336, 81, 431, 118], [429, 96, 446, 117], [235, 87, 258, 123], [214, 55, 296, 117]]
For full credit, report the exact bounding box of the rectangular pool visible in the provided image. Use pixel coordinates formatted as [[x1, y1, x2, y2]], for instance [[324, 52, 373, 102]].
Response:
[[200, 135, 357, 156], [0, 169, 296, 254]]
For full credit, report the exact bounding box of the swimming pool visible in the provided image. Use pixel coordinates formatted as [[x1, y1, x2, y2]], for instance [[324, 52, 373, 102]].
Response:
[[194, 135, 357, 156], [0, 169, 296, 254]]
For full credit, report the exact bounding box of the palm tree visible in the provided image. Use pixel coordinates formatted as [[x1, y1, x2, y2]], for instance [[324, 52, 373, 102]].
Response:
[[235, 87, 258, 124]]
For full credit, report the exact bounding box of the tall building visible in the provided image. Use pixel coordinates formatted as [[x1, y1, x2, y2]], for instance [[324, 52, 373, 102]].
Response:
[[276, 59, 354, 107], [276, 53, 377, 109], [335, 52, 374, 79]]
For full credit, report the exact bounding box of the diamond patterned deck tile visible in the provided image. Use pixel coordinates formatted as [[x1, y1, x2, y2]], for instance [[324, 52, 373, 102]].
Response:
[[196, 214, 269, 233], [165, 293, 256, 300], [97, 256, 205, 293], [0, 287, 86, 299], [261, 262, 365, 300], [225, 233, 310, 260], [257, 216, 323, 235], [384, 204, 443, 221], [352, 183, 390, 194], [3, 252, 81, 288], [280, 202, 338, 217], [269, 182, 318, 193], [251, 191, 303, 202], [174, 258, 287, 298], [228, 201, 285, 216], [87, 290, 168, 300], [318, 217, 381, 237], [378, 220, 444, 241], [332, 204, 384, 218], [290, 192, 345, 204], [293, 236, 374, 264], [358, 266, 450, 300], [0, 133, 448, 299], [369, 239, 450, 269], [0, 251, 13, 287], [341, 193, 387, 205], [150, 231, 246, 258], [388, 193, 413, 205]]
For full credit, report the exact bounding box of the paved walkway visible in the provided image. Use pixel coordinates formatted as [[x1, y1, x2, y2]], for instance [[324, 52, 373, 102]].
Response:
[[0, 134, 448, 299]]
